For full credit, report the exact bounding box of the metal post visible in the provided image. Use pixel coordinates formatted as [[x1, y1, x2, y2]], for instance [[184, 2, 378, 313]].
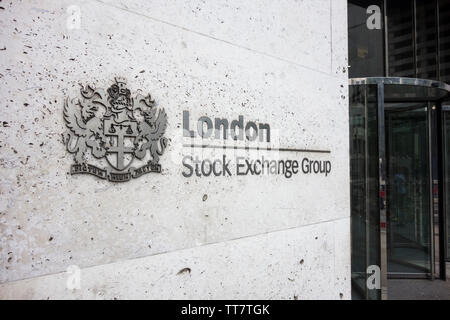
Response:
[[430, 104, 443, 279], [428, 105, 436, 280]]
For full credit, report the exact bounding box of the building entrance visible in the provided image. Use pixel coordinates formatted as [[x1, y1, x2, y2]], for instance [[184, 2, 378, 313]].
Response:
[[350, 77, 450, 299]]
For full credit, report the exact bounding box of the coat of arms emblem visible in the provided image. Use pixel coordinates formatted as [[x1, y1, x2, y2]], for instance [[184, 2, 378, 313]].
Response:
[[63, 77, 168, 182]]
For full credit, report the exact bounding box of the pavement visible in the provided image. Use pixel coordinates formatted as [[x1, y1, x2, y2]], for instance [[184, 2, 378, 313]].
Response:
[[388, 279, 450, 300]]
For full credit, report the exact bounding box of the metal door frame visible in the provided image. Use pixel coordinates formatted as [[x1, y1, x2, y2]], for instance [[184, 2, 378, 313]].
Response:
[[349, 77, 450, 300]]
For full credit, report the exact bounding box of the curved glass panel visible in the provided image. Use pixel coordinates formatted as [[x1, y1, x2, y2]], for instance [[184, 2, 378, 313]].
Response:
[[350, 77, 450, 101], [444, 111, 450, 259], [384, 85, 449, 102], [350, 85, 381, 300]]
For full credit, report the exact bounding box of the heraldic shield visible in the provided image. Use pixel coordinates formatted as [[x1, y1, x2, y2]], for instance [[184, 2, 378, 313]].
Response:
[[63, 77, 168, 182], [103, 118, 138, 171]]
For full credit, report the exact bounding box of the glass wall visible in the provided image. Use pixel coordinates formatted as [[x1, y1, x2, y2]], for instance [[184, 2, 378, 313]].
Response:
[[348, 0, 385, 78], [350, 85, 381, 300], [348, 0, 450, 85], [348, 1, 450, 298], [387, 0, 415, 78], [416, 1, 438, 80], [440, 0, 450, 83], [444, 111, 450, 259]]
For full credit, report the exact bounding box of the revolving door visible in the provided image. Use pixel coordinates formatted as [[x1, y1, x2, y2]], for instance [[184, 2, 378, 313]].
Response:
[[350, 78, 450, 300]]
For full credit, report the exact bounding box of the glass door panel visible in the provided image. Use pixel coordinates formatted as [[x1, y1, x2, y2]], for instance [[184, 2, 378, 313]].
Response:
[[385, 105, 432, 275], [444, 111, 450, 260]]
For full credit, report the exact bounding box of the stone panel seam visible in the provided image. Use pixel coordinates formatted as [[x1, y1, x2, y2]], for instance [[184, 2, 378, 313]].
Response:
[[93, 0, 344, 81], [0, 215, 350, 286]]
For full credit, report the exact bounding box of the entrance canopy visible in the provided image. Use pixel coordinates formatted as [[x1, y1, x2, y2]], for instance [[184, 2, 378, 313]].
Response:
[[350, 77, 450, 102]]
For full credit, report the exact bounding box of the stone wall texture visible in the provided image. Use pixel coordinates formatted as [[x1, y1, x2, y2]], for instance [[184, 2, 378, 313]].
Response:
[[0, 0, 350, 299]]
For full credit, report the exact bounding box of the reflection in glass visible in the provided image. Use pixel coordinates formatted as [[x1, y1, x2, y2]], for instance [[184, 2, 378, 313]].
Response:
[[440, 0, 450, 84], [387, 0, 415, 78], [350, 85, 380, 300], [348, 0, 450, 84], [416, 0, 437, 80], [384, 84, 449, 102], [348, 0, 385, 78]]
